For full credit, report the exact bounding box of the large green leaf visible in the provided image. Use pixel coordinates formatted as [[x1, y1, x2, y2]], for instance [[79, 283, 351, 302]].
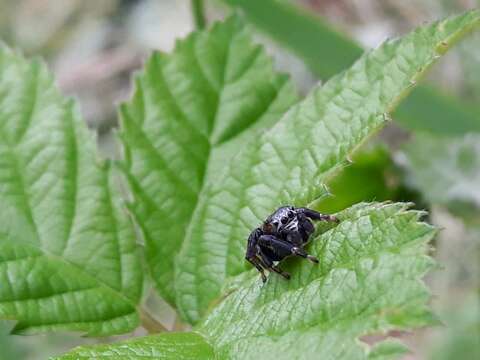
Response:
[[224, 0, 480, 134], [55, 202, 435, 359], [118, 16, 298, 306], [52, 332, 214, 360], [199, 202, 436, 359], [174, 11, 480, 324], [0, 46, 142, 335]]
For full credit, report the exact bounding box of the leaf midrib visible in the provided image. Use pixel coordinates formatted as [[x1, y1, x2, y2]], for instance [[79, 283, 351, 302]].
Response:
[[0, 117, 42, 244], [14, 60, 39, 144], [175, 27, 295, 307], [179, 26, 233, 317]]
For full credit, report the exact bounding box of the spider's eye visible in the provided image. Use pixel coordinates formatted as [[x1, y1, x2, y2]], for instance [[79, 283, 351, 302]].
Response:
[[273, 221, 279, 227], [288, 211, 294, 218], [281, 217, 288, 224]]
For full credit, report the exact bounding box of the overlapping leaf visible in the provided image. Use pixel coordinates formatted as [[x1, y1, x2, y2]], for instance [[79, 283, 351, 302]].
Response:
[[119, 16, 298, 306], [0, 46, 142, 335], [174, 10, 480, 324]]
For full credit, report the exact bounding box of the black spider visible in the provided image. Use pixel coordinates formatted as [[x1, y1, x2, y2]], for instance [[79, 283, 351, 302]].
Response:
[[245, 206, 339, 282]]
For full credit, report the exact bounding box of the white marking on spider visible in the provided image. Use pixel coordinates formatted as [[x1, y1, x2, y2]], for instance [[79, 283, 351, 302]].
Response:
[[283, 218, 299, 232]]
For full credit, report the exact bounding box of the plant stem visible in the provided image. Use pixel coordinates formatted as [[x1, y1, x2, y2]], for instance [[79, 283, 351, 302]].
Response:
[[139, 307, 168, 334], [191, 0, 206, 30]]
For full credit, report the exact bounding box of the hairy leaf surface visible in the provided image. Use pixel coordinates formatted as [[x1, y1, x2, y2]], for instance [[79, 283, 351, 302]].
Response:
[[174, 11, 480, 323], [199, 203, 436, 359], [119, 17, 298, 306], [0, 46, 142, 335]]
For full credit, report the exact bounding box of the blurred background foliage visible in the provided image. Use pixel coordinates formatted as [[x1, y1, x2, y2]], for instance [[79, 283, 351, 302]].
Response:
[[0, 0, 478, 359]]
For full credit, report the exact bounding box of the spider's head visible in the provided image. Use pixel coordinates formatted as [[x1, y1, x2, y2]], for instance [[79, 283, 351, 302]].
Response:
[[263, 206, 297, 233]]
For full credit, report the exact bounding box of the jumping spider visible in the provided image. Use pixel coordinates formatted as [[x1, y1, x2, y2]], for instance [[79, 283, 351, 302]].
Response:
[[246, 206, 339, 282]]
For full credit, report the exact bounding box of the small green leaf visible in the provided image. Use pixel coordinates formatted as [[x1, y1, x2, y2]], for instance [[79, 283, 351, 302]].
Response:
[[198, 203, 436, 359], [119, 16, 298, 306], [52, 332, 215, 360], [174, 10, 480, 324], [0, 46, 142, 335]]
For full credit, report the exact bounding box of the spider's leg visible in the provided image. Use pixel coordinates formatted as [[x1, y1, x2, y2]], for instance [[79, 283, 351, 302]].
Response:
[[291, 246, 319, 264], [270, 264, 291, 280], [298, 207, 339, 223], [246, 228, 268, 282], [259, 235, 319, 264], [292, 213, 315, 244], [257, 250, 290, 280], [246, 256, 267, 283]]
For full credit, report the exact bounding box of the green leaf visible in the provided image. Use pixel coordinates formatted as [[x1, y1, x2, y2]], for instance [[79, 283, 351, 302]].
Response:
[[118, 16, 298, 306], [52, 332, 215, 360], [402, 133, 480, 214], [173, 11, 480, 324], [197, 203, 436, 359], [0, 46, 142, 335], [224, 0, 480, 134]]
